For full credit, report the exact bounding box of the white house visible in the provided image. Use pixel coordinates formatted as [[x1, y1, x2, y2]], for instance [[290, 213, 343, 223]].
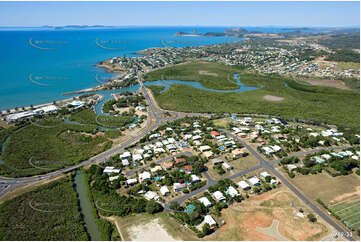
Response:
[[144, 191, 159, 201], [160, 186, 170, 196], [132, 154, 143, 162], [120, 151, 131, 159], [212, 191, 226, 202], [222, 162, 233, 170], [260, 171, 271, 179], [126, 178, 138, 185], [191, 174, 201, 183], [173, 183, 186, 192], [227, 186, 239, 197], [199, 145, 211, 152], [121, 159, 130, 167], [204, 215, 217, 226], [237, 180, 250, 190], [103, 166, 120, 175], [248, 176, 261, 186], [198, 197, 212, 207], [139, 171, 151, 182]]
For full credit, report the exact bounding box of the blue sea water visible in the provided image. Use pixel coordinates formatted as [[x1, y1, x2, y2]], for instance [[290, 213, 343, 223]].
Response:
[[0, 26, 319, 110]]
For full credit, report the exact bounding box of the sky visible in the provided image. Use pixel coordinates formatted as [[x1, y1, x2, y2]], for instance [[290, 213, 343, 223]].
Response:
[[0, 1, 359, 27]]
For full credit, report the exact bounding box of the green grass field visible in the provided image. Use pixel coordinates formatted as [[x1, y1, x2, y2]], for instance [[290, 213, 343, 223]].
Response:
[[143, 61, 243, 90], [0, 175, 88, 240], [146, 62, 360, 131], [0, 119, 111, 177], [329, 196, 360, 231]]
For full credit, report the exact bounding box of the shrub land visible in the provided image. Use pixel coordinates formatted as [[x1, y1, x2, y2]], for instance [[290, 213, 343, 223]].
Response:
[[0, 175, 88, 240]]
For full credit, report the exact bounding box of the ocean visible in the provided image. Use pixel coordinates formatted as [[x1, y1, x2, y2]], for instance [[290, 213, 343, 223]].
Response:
[[0, 26, 318, 110]]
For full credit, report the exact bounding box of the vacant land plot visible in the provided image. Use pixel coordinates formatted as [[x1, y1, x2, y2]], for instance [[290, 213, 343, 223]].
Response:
[[207, 186, 331, 241], [263, 95, 285, 101], [199, 70, 218, 76], [286, 171, 360, 204], [212, 117, 233, 128], [147, 62, 360, 130], [112, 213, 198, 241], [207, 154, 260, 180], [306, 79, 351, 90], [329, 195, 360, 231]]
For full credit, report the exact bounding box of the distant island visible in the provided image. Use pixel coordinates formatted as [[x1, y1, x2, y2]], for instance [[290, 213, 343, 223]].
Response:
[[175, 27, 249, 38]]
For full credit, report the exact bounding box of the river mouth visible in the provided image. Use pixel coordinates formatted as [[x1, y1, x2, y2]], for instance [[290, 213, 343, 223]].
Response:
[[73, 170, 102, 241]]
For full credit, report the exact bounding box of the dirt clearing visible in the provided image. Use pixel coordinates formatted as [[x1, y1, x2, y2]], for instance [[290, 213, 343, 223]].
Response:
[[199, 70, 218, 76], [306, 79, 351, 90], [263, 95, 285, 101], [208, 186, 331, 241], [127, 218, 177, 241]]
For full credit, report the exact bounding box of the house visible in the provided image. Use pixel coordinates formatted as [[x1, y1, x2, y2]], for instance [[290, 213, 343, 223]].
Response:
[[287, 164, 297, 171], [154, 148, 165, 154], [183, 165, 193, 173], [203, 151, 214, 159], [226, 186, 239, 197], [238, 132, 248, 138], [321, 154, 332, 160], [232, 148, 247, 158], [162, 161, 174, 170], [149, 133, 160, 140], [166, 144, 177, 152], [174, 157, 186, 164], [198, 197, 212, 207], [173, 183, 186, 192], [160, 186, 170, 196], [192, 135, 202, 141], [121, 159, 130, 167], [262, 146, 274, 155], [191, 174, 201, 183], [162, 140, 169, 145], [309, 132, 319, 137], [222, 162, 233, 170], [270, 145, 281, 153], [204, 215, 217, 226], [150, 165, 162, 173], [232, 127, 241, 134], [224, 141, 235, 148], [248, 176, 261, 186], [313, 156, 325, 164], [103, 166, 120, 175], [109, 176, 119, 182], [237, 180, 250, 190], [126, 178, 138, 186], [211, 158, 223, 165], [183, 134, 192, 140], [193, 140, 201, 146], [139, 171, 151, 182], [155, 141, 163, 147], [270, 179, 278, 185], [211, 131, 220, 137], [212, 191, 226, 202], [167, 137, 176, 143], [132, 154, 143, 162], [260, 171, 271, 179], [193, 129, 202, 134], [144, 191, 159, 201], [199, 145, 211, 152], [120, 151, 131, 159]]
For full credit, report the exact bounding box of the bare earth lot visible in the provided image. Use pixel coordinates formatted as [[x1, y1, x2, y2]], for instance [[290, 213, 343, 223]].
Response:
[[207, 186, 332, 241], [198, 70, 218, 76], [263, 95, 285, 101], [285, 171, 360, 204], [306, 79, 351, 90], [127, 218, 177, 241]]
